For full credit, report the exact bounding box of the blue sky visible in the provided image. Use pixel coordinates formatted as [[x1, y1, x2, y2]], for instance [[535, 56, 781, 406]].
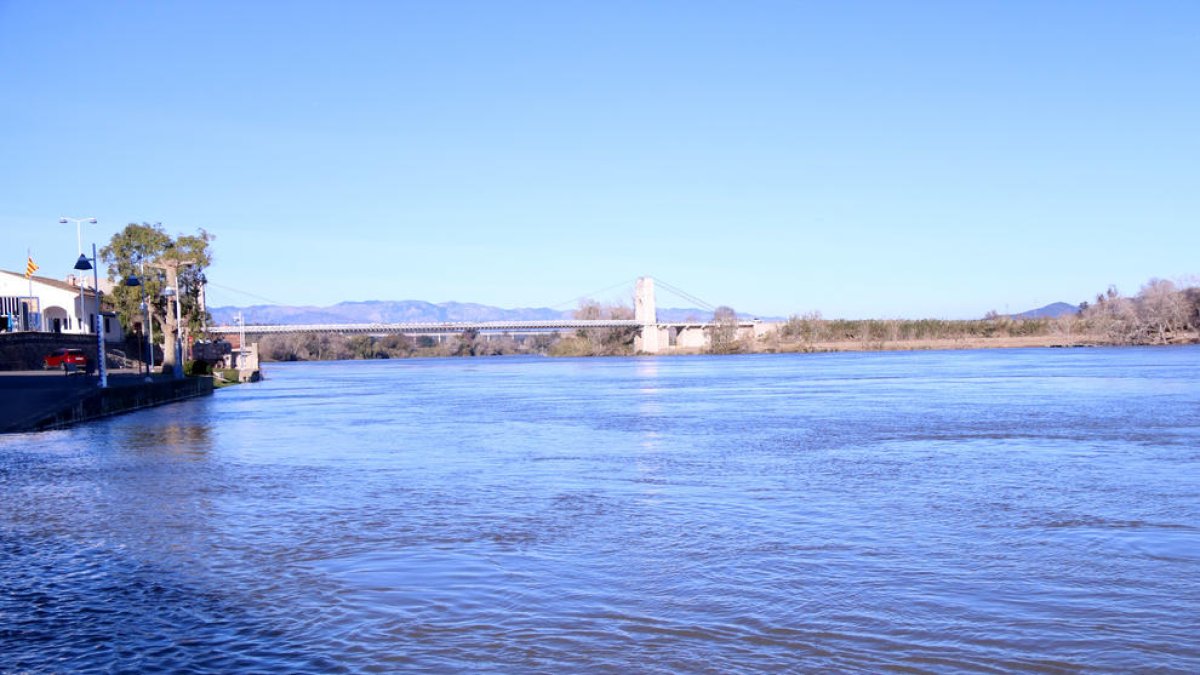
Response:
[[2, 1, 1196, 318]]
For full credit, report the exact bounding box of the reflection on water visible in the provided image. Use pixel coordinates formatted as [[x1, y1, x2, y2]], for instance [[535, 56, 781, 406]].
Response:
[[2, 347, 1199, 672]]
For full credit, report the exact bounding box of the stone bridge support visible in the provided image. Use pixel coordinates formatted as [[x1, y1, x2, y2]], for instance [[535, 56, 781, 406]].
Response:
[[634, 277, 664, 354]]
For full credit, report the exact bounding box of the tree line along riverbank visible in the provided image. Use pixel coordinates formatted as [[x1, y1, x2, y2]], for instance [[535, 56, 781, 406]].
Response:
[[254, 278, 1200, 362]]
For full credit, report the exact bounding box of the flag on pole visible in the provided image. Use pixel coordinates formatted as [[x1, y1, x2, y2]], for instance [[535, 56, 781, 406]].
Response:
[[25, 256, 39, 279]]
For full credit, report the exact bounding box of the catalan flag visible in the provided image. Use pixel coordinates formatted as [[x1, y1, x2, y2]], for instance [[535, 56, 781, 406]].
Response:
[[25, 256, 39, 279]]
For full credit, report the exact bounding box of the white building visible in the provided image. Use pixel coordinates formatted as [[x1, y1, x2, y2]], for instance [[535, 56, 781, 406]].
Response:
[[0, 269, 123, 342]]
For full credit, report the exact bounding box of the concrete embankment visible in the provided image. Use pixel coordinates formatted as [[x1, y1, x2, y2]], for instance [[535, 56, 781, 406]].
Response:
[[0, 373, 213, 434]]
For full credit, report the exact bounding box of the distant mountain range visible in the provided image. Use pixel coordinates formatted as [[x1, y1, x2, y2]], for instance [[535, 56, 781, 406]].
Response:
[[1008, 302, 1080, 320], [208, 299, 1079, 326], [208, 301, 741, 326]]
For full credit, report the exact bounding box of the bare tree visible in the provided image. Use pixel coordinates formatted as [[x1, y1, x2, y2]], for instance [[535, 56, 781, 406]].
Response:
[[1137, 278, 1189, 343], [1185, 287, 1200, 330], [570, 300, 636, 355], [1080, 281, 1195, 345], [708, 305, 741, 353], [1083, 286, 1139, 343], [452, 328, 480, 356], [780, 311, 824, 351], [1052, 313, 1080, 344]]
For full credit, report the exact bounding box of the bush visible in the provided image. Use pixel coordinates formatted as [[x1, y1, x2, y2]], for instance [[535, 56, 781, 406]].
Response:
[[185, 359, 212, 376]]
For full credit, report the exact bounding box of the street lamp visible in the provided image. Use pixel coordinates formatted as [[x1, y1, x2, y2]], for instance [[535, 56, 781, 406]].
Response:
[[123, 272, 152, 379], [161, 286, 183, 379], [59, 216, 97, 256], [73, 244, 107, 388], [124, 274, 143, 374], [125, 256, 157, 376], [60, 216, 97, 332]]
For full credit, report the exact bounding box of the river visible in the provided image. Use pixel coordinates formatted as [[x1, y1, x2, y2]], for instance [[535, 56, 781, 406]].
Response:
[[2, 347, 1198, 672]]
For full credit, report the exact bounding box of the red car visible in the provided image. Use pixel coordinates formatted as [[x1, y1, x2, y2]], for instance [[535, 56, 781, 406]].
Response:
[[44, 348, 87, 370]]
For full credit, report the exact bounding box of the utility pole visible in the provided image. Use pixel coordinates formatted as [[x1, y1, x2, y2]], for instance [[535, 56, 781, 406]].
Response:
[[145, 258, 197, 377], [237, 311, 246, 369]]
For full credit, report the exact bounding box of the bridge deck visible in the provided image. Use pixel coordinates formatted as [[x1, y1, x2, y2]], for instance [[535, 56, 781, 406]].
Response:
[[207, 320, 760, 336], [209, 320, 644, 335]]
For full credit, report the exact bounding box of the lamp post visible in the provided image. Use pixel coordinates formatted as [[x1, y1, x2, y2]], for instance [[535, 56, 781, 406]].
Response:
[[60, 216, 97, 333], [123, 272, 150, 378], [124, 274, 142, 374], [237, 311, 246, 369], [145, 263, 155, 373], [138, 223, 160, 374], [59, 216, 97, 256], [126, 258, 156, 376], [74, 244, 106, 388]]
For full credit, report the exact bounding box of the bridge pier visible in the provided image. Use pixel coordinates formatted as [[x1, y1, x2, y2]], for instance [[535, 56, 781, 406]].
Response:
[[634, 277, 664, 354], [636, 326, 670, 354]]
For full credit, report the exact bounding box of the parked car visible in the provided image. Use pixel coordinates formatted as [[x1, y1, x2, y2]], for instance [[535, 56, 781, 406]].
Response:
[[44, 348, 87, 370]]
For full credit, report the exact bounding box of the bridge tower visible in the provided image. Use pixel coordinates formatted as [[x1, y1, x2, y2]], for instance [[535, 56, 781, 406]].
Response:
[[634, 276, 664, 354]]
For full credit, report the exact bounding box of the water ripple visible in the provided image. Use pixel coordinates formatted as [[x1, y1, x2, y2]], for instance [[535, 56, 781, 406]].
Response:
[[3, 348, 1199, 671]]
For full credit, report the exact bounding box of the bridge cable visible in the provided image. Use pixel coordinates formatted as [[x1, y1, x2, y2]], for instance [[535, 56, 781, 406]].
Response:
[[203, 281, 288, 307], [656, 280, 717, 311], [655, 278, 719, 312], [547, 277, 641, 310]]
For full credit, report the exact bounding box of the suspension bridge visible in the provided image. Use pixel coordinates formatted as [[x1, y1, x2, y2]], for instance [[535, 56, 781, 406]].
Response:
[[206, 277, 769, 354]]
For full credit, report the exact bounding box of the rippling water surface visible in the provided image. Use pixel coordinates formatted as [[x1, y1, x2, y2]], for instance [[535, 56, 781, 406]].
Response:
[[3, 348, 1199, 672]]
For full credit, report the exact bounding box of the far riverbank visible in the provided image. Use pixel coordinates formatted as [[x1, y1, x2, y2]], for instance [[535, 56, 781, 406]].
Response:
[[255, 324, 1200, 362], [717, 334, 1092, 354], [743, 333, 1193, 354]]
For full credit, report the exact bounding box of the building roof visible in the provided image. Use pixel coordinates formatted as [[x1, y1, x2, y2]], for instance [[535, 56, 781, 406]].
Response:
[[0, 269, 101, 299]]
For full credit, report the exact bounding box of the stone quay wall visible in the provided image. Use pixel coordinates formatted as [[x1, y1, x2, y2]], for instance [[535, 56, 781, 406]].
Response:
[[12, 376, 214, 433]]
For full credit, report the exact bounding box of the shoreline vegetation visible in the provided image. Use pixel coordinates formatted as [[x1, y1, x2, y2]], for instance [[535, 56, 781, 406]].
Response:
[[256, 278, 1200, 362]]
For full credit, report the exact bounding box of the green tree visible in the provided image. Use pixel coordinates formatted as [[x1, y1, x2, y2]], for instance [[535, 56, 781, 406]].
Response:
[[100, 224, 170, 334], [169, 230, 215, 334], [101, 223, 214, 372]]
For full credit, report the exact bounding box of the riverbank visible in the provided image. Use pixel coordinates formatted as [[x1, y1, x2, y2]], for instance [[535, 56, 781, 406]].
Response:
[[762, 334, 1102, 353], [250, 305, 1200, 361], [253, 330, 1198, 363], [0, 371, 213, 434], [757, 330, 1199, 354]]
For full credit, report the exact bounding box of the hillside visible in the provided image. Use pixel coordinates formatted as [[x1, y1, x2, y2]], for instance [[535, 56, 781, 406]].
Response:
[[1010, 302, 1080, 320]]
